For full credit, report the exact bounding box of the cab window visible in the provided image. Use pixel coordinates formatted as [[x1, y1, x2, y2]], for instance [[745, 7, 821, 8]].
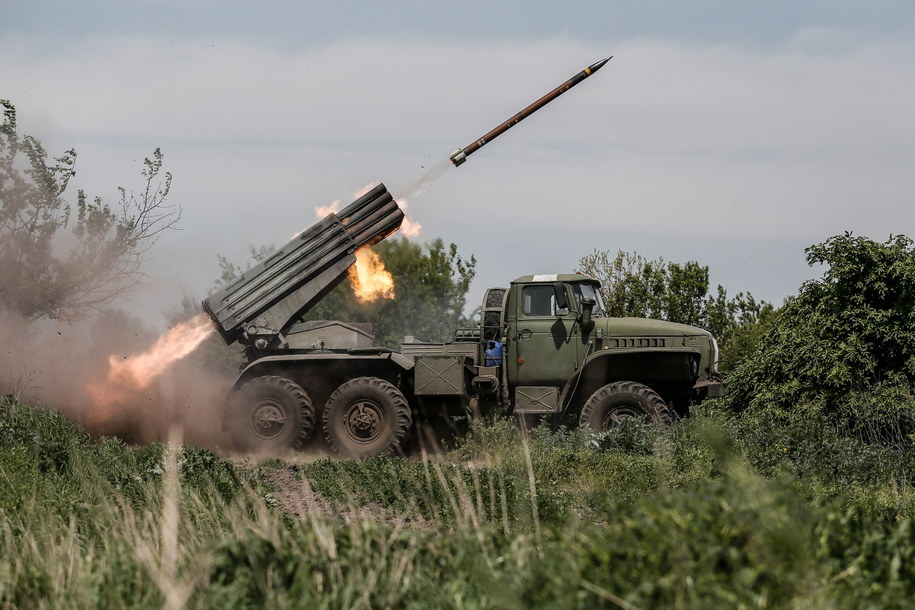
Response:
[[572, 283, 606, 316], [523, 285, 557, 316]]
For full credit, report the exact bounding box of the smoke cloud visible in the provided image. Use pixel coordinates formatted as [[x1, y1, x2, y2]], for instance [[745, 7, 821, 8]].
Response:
[[0, 308, 237, 451]]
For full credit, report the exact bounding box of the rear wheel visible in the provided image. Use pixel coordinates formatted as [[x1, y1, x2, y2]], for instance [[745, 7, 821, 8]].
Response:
[[579, 381, 672, 433], [228, 376, 315, 453], [322, 377, 412, 459]]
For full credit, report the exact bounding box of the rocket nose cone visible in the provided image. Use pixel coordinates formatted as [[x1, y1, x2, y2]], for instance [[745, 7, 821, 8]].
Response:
[[588, 56, 612, 73]]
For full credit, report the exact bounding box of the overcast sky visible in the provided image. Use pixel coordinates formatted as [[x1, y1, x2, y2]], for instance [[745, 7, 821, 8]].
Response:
[[5, 1, 915, 327]]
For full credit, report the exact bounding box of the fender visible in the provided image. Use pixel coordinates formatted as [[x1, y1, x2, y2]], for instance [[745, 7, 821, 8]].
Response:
[[233, 349, 414, 389], [558, 348, 700, 409]]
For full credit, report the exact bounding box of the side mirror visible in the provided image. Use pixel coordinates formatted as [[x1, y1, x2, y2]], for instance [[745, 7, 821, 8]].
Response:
[[552, 282, 569, 314], [579, 297, 595, 328]]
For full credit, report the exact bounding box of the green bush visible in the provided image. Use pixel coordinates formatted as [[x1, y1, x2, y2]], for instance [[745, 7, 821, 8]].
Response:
[[724, 233, 915, 448], [816, 508, 915, 609]]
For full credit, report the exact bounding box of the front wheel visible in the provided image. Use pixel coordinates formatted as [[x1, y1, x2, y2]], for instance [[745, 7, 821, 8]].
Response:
[[322, 377, 412, 459], [579, 381, 672, 433], [227, 376, 315, 454]]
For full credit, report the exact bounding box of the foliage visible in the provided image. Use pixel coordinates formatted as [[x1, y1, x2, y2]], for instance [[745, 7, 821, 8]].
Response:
[[577, 248, 773, 369], [357, 237, 476, 346], [724, 233, 915, 448], [0, 396, 247, 511], [4, 395, 915, 608], [0, 99, 180, 320]]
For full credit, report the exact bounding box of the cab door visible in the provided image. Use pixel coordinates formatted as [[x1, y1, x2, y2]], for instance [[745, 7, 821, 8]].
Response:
[[507, 283, 582, 388]]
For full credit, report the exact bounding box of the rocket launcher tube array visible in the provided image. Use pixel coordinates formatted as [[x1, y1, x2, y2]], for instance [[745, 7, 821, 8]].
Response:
[[203, 183, 404, 346]]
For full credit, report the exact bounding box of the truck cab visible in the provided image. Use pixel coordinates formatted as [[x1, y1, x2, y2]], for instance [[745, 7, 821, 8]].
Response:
[[489, 274, 722, 422]]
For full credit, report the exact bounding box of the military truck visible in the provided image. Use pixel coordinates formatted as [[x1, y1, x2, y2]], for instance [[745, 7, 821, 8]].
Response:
[[203, 184, 723, 457]]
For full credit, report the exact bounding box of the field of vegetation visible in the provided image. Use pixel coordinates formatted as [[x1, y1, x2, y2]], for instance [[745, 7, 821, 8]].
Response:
[[2, 395, 914, 609]]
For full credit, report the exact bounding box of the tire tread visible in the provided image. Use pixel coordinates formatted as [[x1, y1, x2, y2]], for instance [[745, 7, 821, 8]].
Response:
[[229, 375, 314, 452], [579, 380, 672, 432], [322, 376, 412, 458]]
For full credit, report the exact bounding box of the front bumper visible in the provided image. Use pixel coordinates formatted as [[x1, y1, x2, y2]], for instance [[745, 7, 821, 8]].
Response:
[[693, 377, 726, 399]]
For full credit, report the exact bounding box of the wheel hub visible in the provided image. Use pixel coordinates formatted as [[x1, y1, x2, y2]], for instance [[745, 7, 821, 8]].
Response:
[[344, 400, 384, 442], [603, 405, 643, 429], [252, 400, 287, 440]]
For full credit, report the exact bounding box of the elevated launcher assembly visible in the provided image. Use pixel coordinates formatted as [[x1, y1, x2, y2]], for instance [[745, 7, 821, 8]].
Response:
[[203, 183, 403, 352]]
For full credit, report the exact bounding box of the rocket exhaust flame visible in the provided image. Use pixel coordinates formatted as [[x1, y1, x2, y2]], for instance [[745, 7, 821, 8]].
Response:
[[398, 215, 422, 238], [348, 246, 395, 302], [86, 314, 214, 416], [106, 314, 214, 389], [313, 199, 340, 217]]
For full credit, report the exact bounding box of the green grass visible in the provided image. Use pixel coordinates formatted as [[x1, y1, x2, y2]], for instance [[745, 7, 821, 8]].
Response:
[[1, 394, 915, 608]]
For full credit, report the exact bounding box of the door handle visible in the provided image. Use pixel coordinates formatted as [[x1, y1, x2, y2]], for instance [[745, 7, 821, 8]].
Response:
[[518, 329, 532, 340]]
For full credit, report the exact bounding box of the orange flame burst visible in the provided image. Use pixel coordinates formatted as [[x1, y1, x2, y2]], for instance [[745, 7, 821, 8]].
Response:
[[86, 314, 215, 416], [348, 246, 395, 302]]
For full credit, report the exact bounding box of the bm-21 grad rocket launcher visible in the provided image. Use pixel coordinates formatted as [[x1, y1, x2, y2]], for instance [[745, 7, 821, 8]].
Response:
[[198, 55, 722, 460]]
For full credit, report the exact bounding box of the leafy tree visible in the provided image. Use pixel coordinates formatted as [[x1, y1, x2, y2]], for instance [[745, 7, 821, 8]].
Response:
[[0, 100, 179, 320], [577, 249, 772, 370], [724, 233, 915, 448], [703, 286, 777, 371]]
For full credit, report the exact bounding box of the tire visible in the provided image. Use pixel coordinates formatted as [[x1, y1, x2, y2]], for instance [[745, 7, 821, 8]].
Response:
[[579, 381, 672, 433], [322, 377, 412, 459], [228, 376, 315, 453]]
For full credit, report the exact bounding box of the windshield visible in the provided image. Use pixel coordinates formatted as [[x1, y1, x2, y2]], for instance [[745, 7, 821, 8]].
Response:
[[573, 282, 606, 317]]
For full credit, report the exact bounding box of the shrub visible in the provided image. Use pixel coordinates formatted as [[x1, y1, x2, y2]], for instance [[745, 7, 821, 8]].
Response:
[[724, 233, 915, 447]]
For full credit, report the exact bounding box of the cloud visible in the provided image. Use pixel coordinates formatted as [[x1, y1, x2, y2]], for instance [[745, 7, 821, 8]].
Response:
[[3, 32, 914, 316]]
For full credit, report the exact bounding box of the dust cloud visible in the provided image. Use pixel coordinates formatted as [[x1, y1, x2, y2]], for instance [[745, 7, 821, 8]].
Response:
[[0, 308, 237, 451]]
